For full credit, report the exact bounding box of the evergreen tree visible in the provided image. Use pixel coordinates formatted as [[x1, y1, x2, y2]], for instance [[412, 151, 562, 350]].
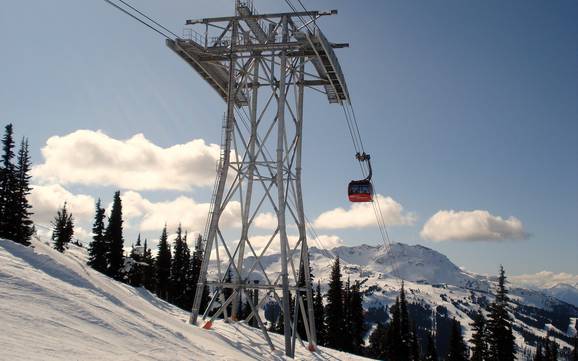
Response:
[[470, 310, 488, 361], [410, 326, 420, 361], [141, 239, 156, 292], [538, 337, 558, 361], [487, 266, 516, 361], [424, 331, 438, 361], [547, 339, 558, 361], [383, 283, 412, 361], [127, 234, 143, 287], [543, 338, 552, 361], [313, 281, 326, 346], [170, 224, 190, 308], [188, 234, 209, 312], [325, 256, 345, 350], [104, 191, 124, 280], [155, 225, 171, 301], [13, 138, 33, 245], [343, 277, 353, 352], [367, 322, 388, 359], [447, 318, 468, 361], [533, 340, 543, 361], [399, 283, 412, 353], [88, 199, 107, 273], [51, 203, 74, 252], [349, 280, 366, 355], [0, 124, 17, 241], [389, 298, 408, 361], [296, 261, 314, 341]]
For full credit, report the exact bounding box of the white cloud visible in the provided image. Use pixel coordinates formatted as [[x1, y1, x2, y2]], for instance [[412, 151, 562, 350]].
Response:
[[29, 184, 95, 225], [310, 234, 344, 250], [73, 226, 92, 243], [254, 212, 277, 229], [228, 233, 343, 257], [313, 195, 415, 229], [420, 209, 527, 242], [119, 191, 241, 233], [510, 271, 578, 289], [32, 130, 220, 191]]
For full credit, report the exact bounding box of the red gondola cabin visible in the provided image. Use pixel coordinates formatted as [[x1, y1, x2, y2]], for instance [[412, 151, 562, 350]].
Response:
[[348, 180, 373, 202]]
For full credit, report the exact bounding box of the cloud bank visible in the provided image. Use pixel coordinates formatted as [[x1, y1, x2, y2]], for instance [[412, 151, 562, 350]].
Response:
[[510, 271, 578, 289], [313, 195, 415, 229], [420, 209, 527, 242], [29, 184, 95, 224], [32, 130, 220, 191], [116, 191, 241, 232]]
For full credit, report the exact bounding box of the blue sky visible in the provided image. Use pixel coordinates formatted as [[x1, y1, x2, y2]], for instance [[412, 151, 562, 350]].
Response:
[[1, 0, 577, 279]]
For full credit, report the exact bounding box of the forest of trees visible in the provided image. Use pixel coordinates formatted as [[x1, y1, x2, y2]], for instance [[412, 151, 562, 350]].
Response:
[[85, 192, 210, 313], [2, 123, 578, 360]]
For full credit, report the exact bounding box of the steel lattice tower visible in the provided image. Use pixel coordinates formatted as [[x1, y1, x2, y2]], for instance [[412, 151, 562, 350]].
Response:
[[167, 1, 349, 357]]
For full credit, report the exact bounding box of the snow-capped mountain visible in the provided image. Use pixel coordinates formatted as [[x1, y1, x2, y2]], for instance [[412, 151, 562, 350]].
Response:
[[221, 242, 578, 355], [545, 284, 578, 308]]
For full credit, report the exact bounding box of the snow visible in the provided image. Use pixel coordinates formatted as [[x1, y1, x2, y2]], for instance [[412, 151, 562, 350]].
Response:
[[0, 239, 368, 361], [570, 318, 577, 337]]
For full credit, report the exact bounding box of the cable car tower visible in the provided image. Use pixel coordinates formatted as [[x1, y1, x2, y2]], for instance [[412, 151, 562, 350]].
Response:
[[168, 1, 349, 357]]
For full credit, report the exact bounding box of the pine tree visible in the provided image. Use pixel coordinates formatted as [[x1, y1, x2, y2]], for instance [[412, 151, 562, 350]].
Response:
[[349, 280, 366, 355], [399, 282, 412, 354], [313, 281, 326, 346], [88, 199, 107, 273], [487, 266, 516, 361], [188, 234, 209, 312], [343, 277, 353, 352], [533, 340, 543, 361], [382, 283, 412, 361], [447, 318, 468, 361], [170, 224, 190, 308], [410, 326, 420, 361], [13, 138, 33, 245], [548, 339, 558, 361], [470, 310, 488, 361], [0, 124, 17, 241], [538, 337, 558, 361], [104, 191, 124, 280], [52, 203, 74, 252], [141, 239, 156, 292], [424, 331, 438, 361], [367, 322, 388, 359], [325, 256, 345, 350], [296, 261, 314, 341], [388, 297, 411, 361], [155, 225, 171, 301], [127, 234, 143, 287]]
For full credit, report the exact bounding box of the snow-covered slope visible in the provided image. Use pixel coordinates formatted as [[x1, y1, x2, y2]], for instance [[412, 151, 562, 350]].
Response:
[[0, 239, 367, 361]]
